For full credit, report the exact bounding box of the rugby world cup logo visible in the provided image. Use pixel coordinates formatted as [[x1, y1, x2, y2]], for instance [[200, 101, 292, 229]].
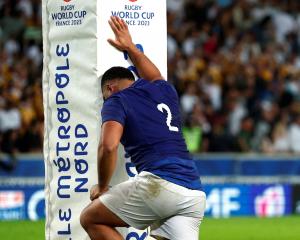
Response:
[[64, 0, 72, 3], [129, 0, 138, 2]]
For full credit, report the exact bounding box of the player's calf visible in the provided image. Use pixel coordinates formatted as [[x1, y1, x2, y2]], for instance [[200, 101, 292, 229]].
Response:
[[80, 210, 124, 240], [80, 199, 127, 240]]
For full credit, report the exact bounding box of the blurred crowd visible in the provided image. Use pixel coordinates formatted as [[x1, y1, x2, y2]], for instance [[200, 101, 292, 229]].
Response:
[[168, 0, 300, 154], [0, 0, 43, 157], [1, 0, 300, 156]]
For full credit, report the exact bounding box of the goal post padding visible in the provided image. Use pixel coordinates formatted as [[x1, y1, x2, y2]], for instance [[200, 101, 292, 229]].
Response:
[[42, 0, 166, 239]]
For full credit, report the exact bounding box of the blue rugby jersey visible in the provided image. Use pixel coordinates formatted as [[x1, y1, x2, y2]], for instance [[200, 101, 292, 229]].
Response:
[[101, 79, 202, 190]]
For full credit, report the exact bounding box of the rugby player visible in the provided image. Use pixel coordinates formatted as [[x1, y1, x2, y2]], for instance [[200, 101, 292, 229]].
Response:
[[80, 16, 206, 240]]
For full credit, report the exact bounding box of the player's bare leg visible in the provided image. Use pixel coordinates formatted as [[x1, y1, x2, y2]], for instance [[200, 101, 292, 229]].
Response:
[[80, 199, 129, 240]]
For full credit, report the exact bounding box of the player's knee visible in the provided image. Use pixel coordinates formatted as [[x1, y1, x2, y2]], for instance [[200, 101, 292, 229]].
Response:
[[80, 208, 91, 230]]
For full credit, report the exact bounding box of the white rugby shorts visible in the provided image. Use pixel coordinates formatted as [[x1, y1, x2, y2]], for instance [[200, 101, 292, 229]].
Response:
[[99, 171, 206, 240]]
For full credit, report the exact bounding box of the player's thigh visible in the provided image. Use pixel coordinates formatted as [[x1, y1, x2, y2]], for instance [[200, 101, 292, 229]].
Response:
[[140, 172, 206, 219], [80, 199, 129, 227], [151, 215, 202, 240], [100, 178, 160, 230]]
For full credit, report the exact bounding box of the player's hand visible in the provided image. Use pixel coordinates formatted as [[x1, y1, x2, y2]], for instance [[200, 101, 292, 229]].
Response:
[[108, 16, 135, 51], [90, 184, 108, 201]]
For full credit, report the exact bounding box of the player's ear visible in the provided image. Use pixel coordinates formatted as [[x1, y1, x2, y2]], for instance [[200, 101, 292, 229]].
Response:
[[107, 83, 115, 93], [108, 81, 120, 93]]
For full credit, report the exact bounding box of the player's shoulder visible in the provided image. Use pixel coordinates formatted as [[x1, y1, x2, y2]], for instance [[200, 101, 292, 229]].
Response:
[[105, 92, 122, 101], [153, 79, 179, 99], [129, 78, 173, 89], [103, 93, 124, 108], [124, 78, 179, 99], [130, 78, 150, 88], [117, 79, 149, 95]]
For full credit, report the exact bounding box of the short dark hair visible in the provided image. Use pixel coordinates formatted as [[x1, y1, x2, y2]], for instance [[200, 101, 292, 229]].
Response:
[[101, 66, 135, 90]]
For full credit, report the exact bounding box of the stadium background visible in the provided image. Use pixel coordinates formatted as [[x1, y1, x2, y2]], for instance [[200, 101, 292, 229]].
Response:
[[0, 0, 300, 239]]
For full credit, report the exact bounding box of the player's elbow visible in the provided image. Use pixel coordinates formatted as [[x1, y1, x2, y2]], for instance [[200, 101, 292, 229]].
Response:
[[100, 142, 118, 154]]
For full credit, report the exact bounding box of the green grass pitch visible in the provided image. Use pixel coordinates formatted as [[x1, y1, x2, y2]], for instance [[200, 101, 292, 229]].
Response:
[[200, 216, 300, 240], [0, 216, 299, 240]]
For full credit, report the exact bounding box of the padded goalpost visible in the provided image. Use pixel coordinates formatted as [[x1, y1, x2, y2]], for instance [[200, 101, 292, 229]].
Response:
[[42, 0, 167, 239]]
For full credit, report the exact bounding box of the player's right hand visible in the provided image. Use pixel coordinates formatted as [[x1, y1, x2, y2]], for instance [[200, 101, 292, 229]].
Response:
[[90, 184, 108, 201], [108, 16, 135, 52]]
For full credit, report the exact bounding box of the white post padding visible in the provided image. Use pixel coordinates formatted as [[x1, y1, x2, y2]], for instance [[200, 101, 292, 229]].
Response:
[[43, 1, 99, 239], [43, 1, 166, 239], [97, 0, 167, 78]]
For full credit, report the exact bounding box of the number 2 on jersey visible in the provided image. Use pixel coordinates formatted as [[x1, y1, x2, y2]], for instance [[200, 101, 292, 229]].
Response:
[[157, 103, 179, 132]]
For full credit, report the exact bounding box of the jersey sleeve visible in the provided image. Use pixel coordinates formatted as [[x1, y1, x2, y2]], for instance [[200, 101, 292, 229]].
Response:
[[101, 96, 126, 126]]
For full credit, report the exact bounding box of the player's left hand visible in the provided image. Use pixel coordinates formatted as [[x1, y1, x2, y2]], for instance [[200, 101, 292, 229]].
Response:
[[90, 184, 108, 201]]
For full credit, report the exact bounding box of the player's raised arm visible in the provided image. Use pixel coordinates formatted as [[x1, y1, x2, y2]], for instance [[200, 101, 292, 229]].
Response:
[[108, 16, 164, 81]]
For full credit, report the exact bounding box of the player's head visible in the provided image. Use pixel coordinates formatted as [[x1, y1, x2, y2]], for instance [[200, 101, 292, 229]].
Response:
[[101, 66, 135, 100]]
